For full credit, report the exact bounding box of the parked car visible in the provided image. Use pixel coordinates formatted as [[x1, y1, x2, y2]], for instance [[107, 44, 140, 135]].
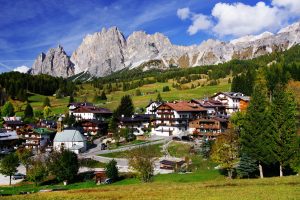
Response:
[[172, 136, 181, 141], [181, 136, 193, 141], [100, 143, 107, 150], [104, 178, 113, 184], [12, 173, 26, 180]]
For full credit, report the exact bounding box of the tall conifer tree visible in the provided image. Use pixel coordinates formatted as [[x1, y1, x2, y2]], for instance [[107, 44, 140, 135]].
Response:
[[240, 74, 273, 178], [269, 85, 298, 176]]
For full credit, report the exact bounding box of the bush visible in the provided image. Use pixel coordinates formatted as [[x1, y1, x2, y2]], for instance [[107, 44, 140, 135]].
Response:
[[162, 86, 170, 92], [105, 159, 119, 181], [47, 150, 79, 183]]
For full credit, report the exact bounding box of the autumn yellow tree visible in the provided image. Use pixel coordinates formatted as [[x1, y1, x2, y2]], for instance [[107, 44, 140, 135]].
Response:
[[211, 128, 240, 179]]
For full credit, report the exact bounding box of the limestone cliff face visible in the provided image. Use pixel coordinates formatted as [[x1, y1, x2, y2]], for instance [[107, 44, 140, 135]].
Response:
[[71, 27, 126, 76], [31, 45, 74, 78], [32, 21, 300, 78]]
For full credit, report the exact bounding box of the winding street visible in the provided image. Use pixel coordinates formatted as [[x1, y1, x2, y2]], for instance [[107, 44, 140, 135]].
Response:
[[79, 136, 173, 173]]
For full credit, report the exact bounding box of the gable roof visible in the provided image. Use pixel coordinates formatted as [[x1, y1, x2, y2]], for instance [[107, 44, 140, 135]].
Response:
[[211, 92, 250, 101], [72, 106, 112, 114], [191, 99, 225, 108], [54, 129, 86, 142], [157, 101, 207, 112]]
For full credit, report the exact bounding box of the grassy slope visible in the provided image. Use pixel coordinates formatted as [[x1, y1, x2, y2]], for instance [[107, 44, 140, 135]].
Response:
[[98, 143, 163, 158], [12, 78, 230, 116], [80, 78, 231, 111], [167, 141, 192, 158], [2, 175, 299, 200]]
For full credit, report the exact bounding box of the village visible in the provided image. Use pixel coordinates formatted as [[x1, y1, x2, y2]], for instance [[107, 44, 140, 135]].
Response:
[[0, 91, 250, 185]]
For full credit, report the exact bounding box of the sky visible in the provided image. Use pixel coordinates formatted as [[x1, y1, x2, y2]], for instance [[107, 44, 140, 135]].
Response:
[[0, 0, 300, 72]]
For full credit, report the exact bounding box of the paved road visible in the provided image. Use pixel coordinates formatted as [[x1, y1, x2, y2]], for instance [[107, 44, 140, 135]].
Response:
[[81, 136, 171, 158], [0, 165, 26, 186], [80, 136, 176, 175]]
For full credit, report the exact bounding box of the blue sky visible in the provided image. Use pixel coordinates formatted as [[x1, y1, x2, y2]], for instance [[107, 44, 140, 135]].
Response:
[[0, 0, 299, 72]]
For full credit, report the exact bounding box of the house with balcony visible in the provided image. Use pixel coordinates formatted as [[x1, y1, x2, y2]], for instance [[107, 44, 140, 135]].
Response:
[[152, 101, 207, 136], [189, 117, 228, 140], [17, 126, 55, 152], [3, 117, 24, 131], [210, 92, 250, 114], [78, 119, 108, 136], [118, 114, 154, 136], [190, 99, 227, 117]]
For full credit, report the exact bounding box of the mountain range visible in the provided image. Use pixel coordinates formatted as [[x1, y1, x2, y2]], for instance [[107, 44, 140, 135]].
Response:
[[30, 21, 300, 78]]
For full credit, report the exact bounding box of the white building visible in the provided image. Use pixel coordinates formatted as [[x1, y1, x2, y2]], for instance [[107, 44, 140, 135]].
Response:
[[152, 101, 207, 136], [53, 129, 87, 154], [145, 101, 162, 115], [210, 92, 250, 114], [68, 102, 112, 121]]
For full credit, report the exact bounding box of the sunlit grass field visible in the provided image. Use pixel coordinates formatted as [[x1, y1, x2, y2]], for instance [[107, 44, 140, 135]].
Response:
[[12, 78, 231, 116], [1, 175, 299, 200]]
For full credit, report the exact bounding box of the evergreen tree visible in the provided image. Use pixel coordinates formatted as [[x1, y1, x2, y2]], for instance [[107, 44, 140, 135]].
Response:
[[67, 114, 76, 127], [43, 97, 51, 107], [114, 95, 134, 118], [269, 86, 299, 176], [156, 93, 163, 102], [17, 89, 27, 102], [237, 154, 258, 178], [69, 95, 75, 103], [55, 89, 63, 99], [240, 74, 273, 178], [135, 89, 142, 96], [162, 86, 170, 92], [105, 159, 119, 182], [1, 101, 15, 117], [24, 103, 34, 119], [100, 91, 107, 100]]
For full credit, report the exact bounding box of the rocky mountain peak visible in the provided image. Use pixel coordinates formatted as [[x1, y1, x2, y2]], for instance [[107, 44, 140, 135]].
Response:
[[31, 45, 74, 78], [31, 21, 300, 78]]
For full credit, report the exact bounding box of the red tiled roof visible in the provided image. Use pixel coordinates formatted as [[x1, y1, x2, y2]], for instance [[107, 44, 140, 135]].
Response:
[[160, 101, 207, 112]]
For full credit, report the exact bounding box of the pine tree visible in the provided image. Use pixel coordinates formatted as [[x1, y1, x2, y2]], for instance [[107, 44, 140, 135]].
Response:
[[269, 85, 299, 176], [105, 159, 119, 182], [100, 91, 107, 100], [114, 95, 134, 118], [24, 103, 34, 119], [69, 95, 75, 103], [43, 97, 51, 107], [156, 93, 163, 102], [240, 74, 273, 178], [237, 154, 257, 178]]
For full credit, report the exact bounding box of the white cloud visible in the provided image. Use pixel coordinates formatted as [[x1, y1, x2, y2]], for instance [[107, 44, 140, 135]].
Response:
[[177, 7, 191, 20], [272, 0, 300, 15], [178, 0, 300, 37], [13, 65, 30, 73], [188, 14, 213, 35], [212, 2, 282, 37]]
